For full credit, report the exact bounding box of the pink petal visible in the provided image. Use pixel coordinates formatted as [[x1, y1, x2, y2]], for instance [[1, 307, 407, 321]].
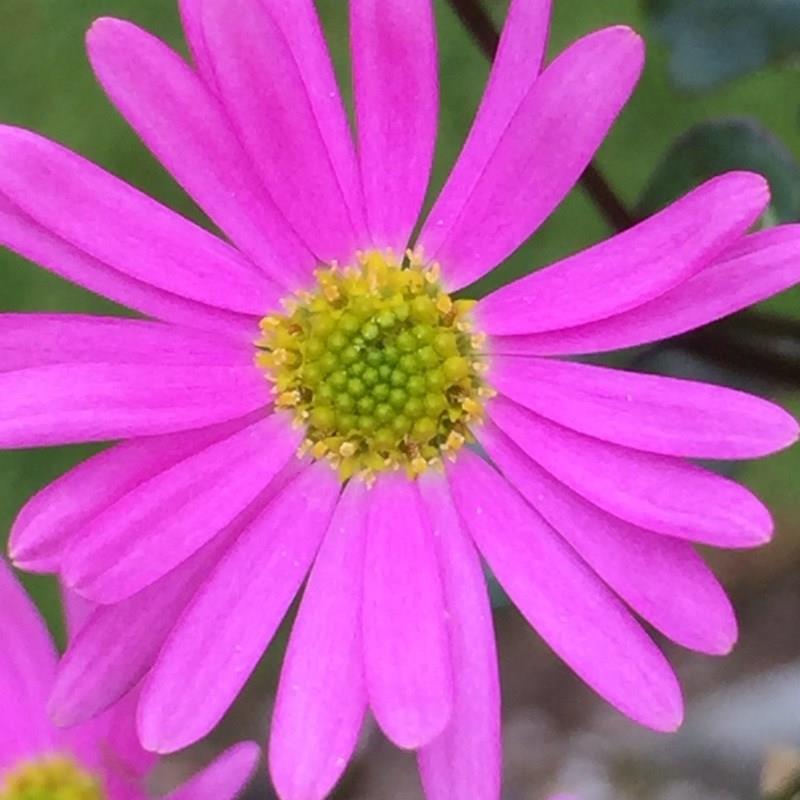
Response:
[[479, 421, 738, 655], [0, 191, 254, 339], [362, 473, 453, 749], [0, 314, 250, 372], [488, 396, 773, 548], [10, 415, 257, 573], [0, 560, 57, 766], [417, 474, 501, 800], [488, 354, 798, 459], [449, 450, 683, 732], [419, 27, 644, 290], [0, 126, 278, 315], [164, 742, 261, 800], [270, 481, 368, 800], [62, 414, 302, 603], [351, 0, 437, 253], [87, 18, 315, 290], [178, 0, 216, 87], [138, 463, 339, 753], [0, 362, 267, 447], [419, 0, 551, 265], [489, 225, 800, 356], [475, 173, 768, 334], [201, 0, 359, 265]]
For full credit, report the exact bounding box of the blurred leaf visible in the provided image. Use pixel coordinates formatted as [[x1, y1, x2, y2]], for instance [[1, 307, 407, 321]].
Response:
[[638, 118, 800, 222], [644, 0, 800, 91]]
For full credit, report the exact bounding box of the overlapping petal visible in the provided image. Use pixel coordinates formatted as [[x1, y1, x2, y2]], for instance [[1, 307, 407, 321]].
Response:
[[488, 354, 798, 458], [62, 414, 302, 603], [417, 474, 501, 800], [165, 742, 260, 800], [488, 396, 773, 547], [351, 0, 437, 253], [449, 450, 683, 732], [363, 473, 453, 749], [87, 18, 315, 288], [479, 421, 737, 655], [475, 173, 768, 335], [270, 480, 368, 800], [419, 26, 644, 290], [138, 463, 339, 753]]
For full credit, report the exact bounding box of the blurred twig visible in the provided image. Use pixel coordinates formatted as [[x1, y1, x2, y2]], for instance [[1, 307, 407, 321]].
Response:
[[447, 0, 800, 388]]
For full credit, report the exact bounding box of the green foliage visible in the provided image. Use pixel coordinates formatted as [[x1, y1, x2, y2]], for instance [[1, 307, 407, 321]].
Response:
[[643, 0, 800, 91]]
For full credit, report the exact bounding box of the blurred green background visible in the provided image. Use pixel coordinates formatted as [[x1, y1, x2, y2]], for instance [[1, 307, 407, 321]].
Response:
[[0, 1, 799, 798]]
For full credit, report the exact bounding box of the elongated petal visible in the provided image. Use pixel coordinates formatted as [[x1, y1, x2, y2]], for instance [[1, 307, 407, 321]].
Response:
[[475, 173, 768, 334], [165, 742, 260, 800], [488, 354, 798, 458], [420, 27, 643, 290], [417, 474, 501, 800], [352, 0, 437, 252], [449, 451, 683, 732], [0, 192, 254, 339], [0, 560, 57, 766], [202, 0, 358, 264], [62, 414, 302, 603], [138, 463, 339, 753], [420, 0, 551, 261], [270, 481, 368, 800], [0, 314, 250, 373], [363, 473, 453, 749], [0, 363, 267, 448], [10, 415, 257, 572], [479, 421, 737, 655], [178, 0, 216, 86], [490, 225, 800, 356], [87, 18, 314, 289], [0, 126, 278, 314], [488, 396, 773, 547]]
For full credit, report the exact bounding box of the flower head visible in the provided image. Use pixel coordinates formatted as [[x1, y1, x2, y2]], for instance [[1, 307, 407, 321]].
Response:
[[0, 559, 258, 800], [1, 0, 799, 799]]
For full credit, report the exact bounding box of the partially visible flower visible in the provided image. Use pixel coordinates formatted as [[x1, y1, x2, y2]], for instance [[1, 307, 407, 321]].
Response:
[[1, 1, 799, 800], [0, 559, 258, 800]]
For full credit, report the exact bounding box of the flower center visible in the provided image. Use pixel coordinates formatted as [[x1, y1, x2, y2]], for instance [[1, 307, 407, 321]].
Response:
[[0, 756, 104, 800], [257, 250, 490, 481]]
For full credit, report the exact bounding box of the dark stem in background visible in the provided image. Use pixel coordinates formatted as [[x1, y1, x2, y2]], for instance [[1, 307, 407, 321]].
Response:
[[446, 0, 800, 387]]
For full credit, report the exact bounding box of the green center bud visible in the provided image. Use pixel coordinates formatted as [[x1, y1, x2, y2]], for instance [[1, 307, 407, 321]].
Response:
[[0, 756, 105, 800], [257, 250, 490, 481]]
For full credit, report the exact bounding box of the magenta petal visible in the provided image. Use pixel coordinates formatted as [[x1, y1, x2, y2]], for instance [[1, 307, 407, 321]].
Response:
[[479, 421, 738, 655], [0, 314, 250, 372], [178, 0, 216, 86], [0, 560, 57, 767], [417, 474, 501, 800], [0, 192, 254, 339], [87, 18, 315, 289], [270, 481, 368, 800], [362, 473, 453, 749], [0, 126, 278, 315], [419, 0, 551, 265], [138, 463, 339, 753], [351, 0, 437, 253], [449, 451, 683, 732], [164, 742, 260, 800], [490, 225, 800, 356], [9, 415, 256, 573], [488, 396, 773, 548], [0, 362, 267, 448], [475, 172, 768, 335], [202, 0, 359, 264], [488, 354, 798, 459], [62, 414, 302, 603], [420, 27, 643, 290]]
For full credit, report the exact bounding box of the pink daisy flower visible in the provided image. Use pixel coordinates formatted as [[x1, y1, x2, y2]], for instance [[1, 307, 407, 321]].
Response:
[[2, 0, 799, 798], [0, 558, 258, 799]]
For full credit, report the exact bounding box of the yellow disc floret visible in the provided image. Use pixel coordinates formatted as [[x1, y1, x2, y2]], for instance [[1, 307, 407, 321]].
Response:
[[0, 756, 105, 800], [257, 250, 491, 481]]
